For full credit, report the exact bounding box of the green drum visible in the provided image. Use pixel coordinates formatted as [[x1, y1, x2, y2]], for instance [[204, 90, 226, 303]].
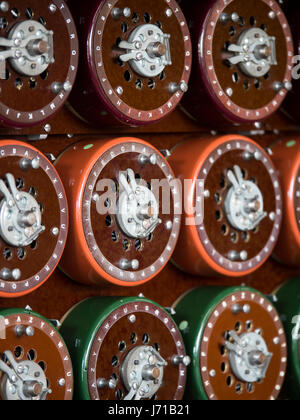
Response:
[[173, 286, 287, 400], [0, 307, 73, 400], [275, 278, 300, 400], [59, 296, 190, 400]]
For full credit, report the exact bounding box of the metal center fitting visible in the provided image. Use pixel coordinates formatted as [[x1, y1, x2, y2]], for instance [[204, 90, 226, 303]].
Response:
[[0, 19, 54, 79], [121, 345, 167, 400], [116, 168, 161, 239], [0, 173, 44, 247], [227, 27, 277, 78], [0, 351, 49, 400], [224, 165, 267, 232], [118, 24, 172, 78], [226, 331, 273, 383]]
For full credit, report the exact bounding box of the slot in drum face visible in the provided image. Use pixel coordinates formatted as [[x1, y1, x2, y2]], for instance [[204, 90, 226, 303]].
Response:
[[0, 308, 73, 400], [173, 287, 287, 400], [0, 140, 68, 298], [56, 138, 181, 287], [0, 0, 78, 128], [59, 297, 189, 401], [271, 139, 300, 267], [67, 0, 192, 126], [168, 135, 282, 277], [181, 0, 293, 125]]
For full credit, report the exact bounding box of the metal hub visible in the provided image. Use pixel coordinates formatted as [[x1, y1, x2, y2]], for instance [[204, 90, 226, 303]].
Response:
[[227, 28, 277, 78], [224, 165, 267, 231], [0, 19, 54, 78], [0, 173, 44, 247], [226, 331, 273, 383], [0, 351, 49, 400], [121, 345, 167, 400], [119, 24, 171, 78], [116, 168, 161, 239]]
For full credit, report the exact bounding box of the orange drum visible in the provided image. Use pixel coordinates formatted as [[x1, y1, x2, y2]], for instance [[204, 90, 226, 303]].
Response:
[[169, 135, 282, 277], [56, 137, 181, 287]]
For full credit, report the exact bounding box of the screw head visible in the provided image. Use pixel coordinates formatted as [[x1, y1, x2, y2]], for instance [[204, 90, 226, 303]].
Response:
[[63, 81, 72, 92], [25, 326, 35, 337], [204, 190, 210, 198], [0, 2, 9, 13], [12, 269, 21, 280], [254, 151, 262, 160], [116, 86, 124, 96], [165, 8, 173, 17], [15, 325, 25, 337], [183, 356, 191, 366], [44, 124, 51, 133], [268, 11, 276, 19], [179, 81, 188, 93], [51, 227, 59, 236], [17, 365, 24, 374], [92, 193, 100, 203], [136, 52, 143, 61], [31, 158, 40, 169], [15, 49, 22, 58], [165, 221, 173, 230], [243, 304, 251, 314], [226, 87, 233, 97], [8, 385, 16, 394], [240, 251, 248, 261], [148, 355, 156, 365], [58, 378, 66, 387], [123, 7, 131, 18], [231, 12, 240, 22], [131, 259, 139, 270], [269, 212, 276, 221], [128, 314, 136, 324], [49, 3, 57, 13], [284, 81, 292, 91], [11, 375, 18, 384]]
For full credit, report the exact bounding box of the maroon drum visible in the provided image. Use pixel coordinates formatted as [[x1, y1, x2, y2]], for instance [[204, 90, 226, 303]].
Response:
[[0, 0, 78, 128], [181, 0, 294, 126]]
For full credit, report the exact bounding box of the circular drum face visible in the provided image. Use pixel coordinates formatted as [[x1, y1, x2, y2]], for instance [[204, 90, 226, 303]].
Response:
[[59, 297, 189, 400], [271, 139, 300, 267], [56, 138, 181, 287], [0, 309, 73, 400], [275, 278, 300, 400], [0, 140, 68, 297], [182, 0, 294, 125], [0, 0, 78, 128], [169, 135, 282, 277], [174, 287, 287, 400], [68, 0, 192, 126]]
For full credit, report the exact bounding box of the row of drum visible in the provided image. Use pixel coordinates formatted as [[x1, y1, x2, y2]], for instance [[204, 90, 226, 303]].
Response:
[[1, 0, 300, 129], [0, 134, 298, 297], [0, 279, 300, 400]]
